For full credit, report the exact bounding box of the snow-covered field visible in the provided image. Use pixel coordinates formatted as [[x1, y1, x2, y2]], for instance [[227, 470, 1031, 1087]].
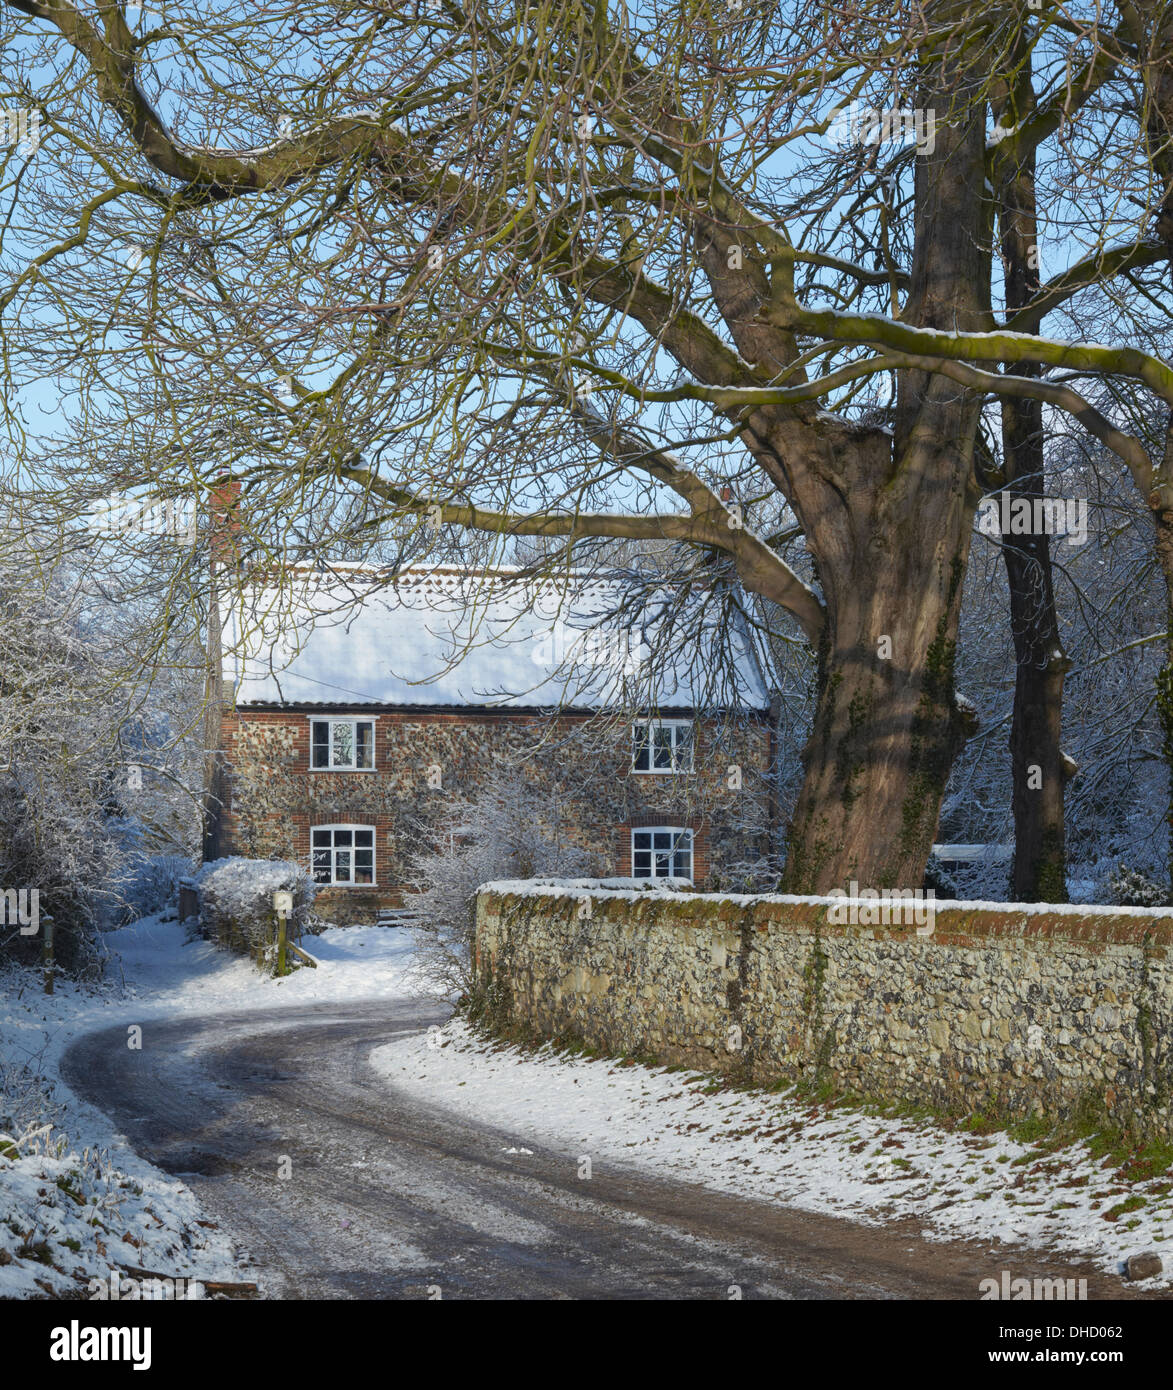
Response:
[[374, 1019, 1173, 1289], [0, 915, 418, 1299]]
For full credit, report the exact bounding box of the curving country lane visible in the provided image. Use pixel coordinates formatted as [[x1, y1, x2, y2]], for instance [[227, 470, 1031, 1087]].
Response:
[[60, 1000, 1152, 1301]]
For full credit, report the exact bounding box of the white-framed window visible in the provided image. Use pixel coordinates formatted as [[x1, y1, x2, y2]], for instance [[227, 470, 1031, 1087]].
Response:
[[309, 716, 376, 770], [631, 827, 693, 881], [632, 719, 693, 773], [311, 825, 376, 885]]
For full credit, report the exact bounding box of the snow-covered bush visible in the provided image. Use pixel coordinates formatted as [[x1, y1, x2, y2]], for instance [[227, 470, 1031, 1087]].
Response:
[[406, 770, 600, 998], [194, 857, 319, 958], [705, 860, 784, 893], [0, 1056, 63, 1158], [1101, 862, 1168, 908]]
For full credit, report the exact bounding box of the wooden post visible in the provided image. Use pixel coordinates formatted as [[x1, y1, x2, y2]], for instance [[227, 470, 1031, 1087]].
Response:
[[42, 914, 55, 995], [271, 890, 293, 978]]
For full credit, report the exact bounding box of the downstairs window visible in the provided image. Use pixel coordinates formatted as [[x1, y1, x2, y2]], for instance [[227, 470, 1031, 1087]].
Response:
[[631, 827, 693, 881], [312, 825, 375, 885]]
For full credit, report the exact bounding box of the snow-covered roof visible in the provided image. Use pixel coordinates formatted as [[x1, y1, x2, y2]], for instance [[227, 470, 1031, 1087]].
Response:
[[223, 564, 771, 711]]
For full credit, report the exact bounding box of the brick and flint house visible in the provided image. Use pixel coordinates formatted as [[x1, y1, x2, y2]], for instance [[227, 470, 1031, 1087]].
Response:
[[212, 562, 778, 922]]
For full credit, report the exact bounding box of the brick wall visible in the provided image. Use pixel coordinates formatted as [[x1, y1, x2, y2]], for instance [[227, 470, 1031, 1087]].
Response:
[[220, 707, 771, 922]]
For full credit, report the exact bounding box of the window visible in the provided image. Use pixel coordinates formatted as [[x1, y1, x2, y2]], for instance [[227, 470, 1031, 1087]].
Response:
[[312, 825, 376, 885], [632, 719, 693, 773], [310, 717, 375, 770], [631, 827, 693, 881]]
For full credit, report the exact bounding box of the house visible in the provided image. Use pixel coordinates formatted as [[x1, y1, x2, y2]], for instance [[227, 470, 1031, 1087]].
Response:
[[213, 562, 778, 922]]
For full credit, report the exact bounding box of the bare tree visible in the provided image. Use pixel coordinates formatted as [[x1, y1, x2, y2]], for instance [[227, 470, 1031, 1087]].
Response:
[[4, 2, 1173, 893], [0, 513, 202, 962], [406, 766, 600, 998]]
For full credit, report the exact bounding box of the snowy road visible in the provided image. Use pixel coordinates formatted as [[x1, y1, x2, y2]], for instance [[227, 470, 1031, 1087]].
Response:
[[58, 998, 1150, 1301]]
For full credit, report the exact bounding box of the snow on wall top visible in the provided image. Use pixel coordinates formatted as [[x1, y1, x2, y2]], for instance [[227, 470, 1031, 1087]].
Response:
[[479, 879, 1173, 918], [224, 564, 771, 711]]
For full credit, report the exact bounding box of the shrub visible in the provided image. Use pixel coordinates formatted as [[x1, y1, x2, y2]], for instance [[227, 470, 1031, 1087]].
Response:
[[194, 857, 320, 957], [1103, 862, 1168, 908], [406, 770, 600, 998]]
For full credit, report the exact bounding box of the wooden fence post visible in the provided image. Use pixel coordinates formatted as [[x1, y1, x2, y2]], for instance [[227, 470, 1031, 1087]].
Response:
[[42, 914, 55, 995], [271, 890, 293, 978]]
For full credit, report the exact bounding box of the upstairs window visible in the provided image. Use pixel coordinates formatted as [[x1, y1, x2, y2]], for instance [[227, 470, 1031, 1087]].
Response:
[[632, 719, 693, 774], [310, 717, 375, 770], [312, 825, 375, 885], [632, 827, 693, 881]]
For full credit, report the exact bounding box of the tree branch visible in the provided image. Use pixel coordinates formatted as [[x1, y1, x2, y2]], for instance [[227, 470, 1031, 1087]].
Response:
[[758, 301, 1173, 408], [876, 349, 1153, 493]]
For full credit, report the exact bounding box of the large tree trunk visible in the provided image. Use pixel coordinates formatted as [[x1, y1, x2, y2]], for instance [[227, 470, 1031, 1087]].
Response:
[[779, 517, 976, 892], [1139, 4, 1173, 894], [778, 16, 990, 893], [778, 411, 979, 893], [995, 49, 1070, 903], [1000, 453, 1071, 902], [1151, 490, 1173, 891]]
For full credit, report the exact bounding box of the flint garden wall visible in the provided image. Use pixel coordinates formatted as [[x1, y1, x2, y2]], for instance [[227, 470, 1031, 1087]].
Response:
[[473, 882, 1173, 1132]]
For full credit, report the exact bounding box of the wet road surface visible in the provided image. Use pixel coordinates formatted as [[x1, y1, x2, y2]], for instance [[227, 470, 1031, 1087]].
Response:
[[61, 1000, 1156, 1300]]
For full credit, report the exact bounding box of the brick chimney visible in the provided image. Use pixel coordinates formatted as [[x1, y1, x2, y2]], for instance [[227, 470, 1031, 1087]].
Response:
[[209, 476, 242, 572]]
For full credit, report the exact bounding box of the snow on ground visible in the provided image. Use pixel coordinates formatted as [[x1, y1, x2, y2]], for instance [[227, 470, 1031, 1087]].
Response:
[[6, 907, 1171, 1299], [374, 1018, 1173, 1288], [0, 914, 419, 1299]]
